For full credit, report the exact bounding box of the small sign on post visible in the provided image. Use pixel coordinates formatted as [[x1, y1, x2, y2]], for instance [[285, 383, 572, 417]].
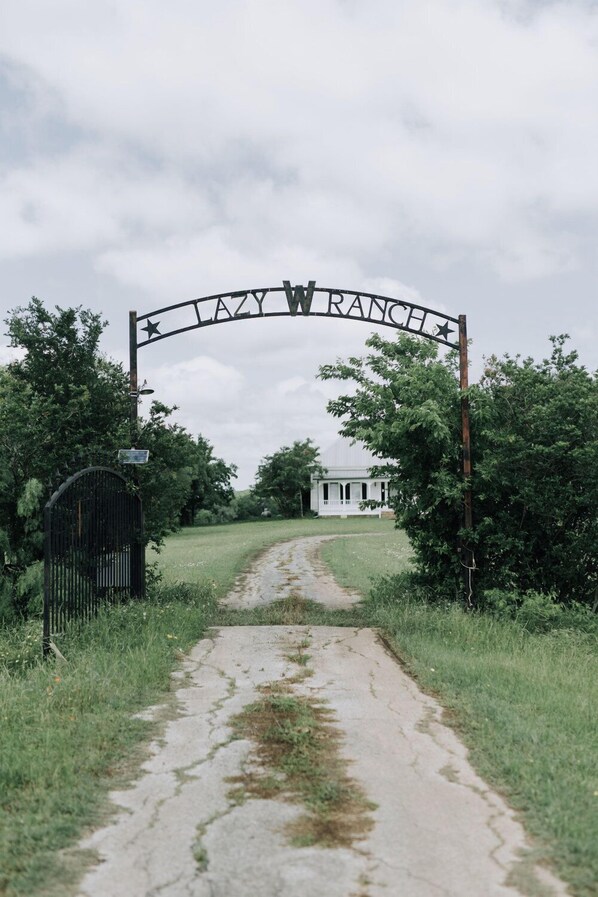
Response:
[[118, 449, 150, 464]]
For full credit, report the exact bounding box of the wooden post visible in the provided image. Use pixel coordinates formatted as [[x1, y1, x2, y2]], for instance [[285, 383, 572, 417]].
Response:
[[459, 315, 475, 604]]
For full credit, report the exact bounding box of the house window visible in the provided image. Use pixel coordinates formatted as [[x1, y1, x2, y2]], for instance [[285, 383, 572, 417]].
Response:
[[344, 483, 351, 502], [323, 483, 329, 502], [361, 482, 368, 500], [381, 481, 386, 504]]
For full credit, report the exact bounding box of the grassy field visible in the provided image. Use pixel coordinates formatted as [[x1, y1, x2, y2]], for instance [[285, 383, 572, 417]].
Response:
[[154, 516, 394, 595], [319, 527, 412, 595], [0, 584, 217, 897]]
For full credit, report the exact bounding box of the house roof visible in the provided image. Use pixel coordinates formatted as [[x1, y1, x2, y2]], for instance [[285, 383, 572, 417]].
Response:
[[318, 437, 383, 476]]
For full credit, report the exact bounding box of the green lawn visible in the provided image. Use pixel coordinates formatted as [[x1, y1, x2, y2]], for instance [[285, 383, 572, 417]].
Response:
[[154, 516, 395, 596], [319, 526, 412, 595]]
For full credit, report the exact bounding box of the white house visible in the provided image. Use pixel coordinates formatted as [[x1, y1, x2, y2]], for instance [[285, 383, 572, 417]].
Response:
[[311, 437, 393, 518]]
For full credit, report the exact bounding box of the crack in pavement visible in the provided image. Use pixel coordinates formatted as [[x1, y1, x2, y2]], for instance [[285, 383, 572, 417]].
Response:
[[74, 536, 570, 897]]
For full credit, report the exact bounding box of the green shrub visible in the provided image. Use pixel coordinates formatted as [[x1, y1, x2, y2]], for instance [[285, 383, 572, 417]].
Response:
[[321, 333, 598, 606]]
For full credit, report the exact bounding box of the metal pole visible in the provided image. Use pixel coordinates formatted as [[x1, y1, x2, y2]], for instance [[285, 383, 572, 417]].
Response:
[[129, 310, 138, 448], [128, 310, 145, 598], [459, 314, 474, 604], [42, 503, 51, 657]]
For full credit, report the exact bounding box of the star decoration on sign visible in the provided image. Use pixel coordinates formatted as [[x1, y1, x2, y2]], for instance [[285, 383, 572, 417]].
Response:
[[141, 319, 161, 339], [435, 321, 454, 341]]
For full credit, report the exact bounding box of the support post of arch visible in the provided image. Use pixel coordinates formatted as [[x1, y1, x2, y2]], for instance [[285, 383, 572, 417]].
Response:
[[459, 314, 475, 605], [129, 310, 139, 448]]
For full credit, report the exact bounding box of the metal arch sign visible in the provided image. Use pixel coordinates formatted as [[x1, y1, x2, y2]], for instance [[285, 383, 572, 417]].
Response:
[[133, 281, 460, 351], [128, 279, 474, 602]]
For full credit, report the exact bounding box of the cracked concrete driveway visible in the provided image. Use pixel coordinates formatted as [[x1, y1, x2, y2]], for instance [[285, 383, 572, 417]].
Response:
[[76, 537, 569, 897], [222, 534, 364, 610]]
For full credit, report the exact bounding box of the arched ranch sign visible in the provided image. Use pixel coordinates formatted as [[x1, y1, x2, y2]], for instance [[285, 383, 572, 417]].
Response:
[[129, 282, 474, 598]]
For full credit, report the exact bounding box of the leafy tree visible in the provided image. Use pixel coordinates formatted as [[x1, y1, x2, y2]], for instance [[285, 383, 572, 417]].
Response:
[[231, 490, 276, 521], [254, 439, 324, 518], [471, 336, 598, 605], [321, 334, 464, 595], [1, 300, 130, 619], [320, 332, 598, 607], [5, 298, 130, 475], [134, 401, 197, 542], [180, 436, 237, 526], [0, 298, 237, 618]]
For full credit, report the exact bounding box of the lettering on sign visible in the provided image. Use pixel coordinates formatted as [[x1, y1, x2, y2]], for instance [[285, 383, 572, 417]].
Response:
[[136, 281, 459, 349]]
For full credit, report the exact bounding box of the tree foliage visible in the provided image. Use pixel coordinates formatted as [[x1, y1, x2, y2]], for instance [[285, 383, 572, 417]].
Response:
[[253, 439, 323, 518], [0, 299, 237, 620], [180, 435, 237, 526], [472, 336, 598, 605], [1, 300, 130, 618], [320, 332, 598, 607], [4, 298, 129, 485]]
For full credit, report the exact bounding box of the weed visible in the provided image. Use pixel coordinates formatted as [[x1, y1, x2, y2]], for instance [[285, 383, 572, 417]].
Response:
[[192, 843, 209, 871], [287, 652, 311, 666], [216, 593, 364, 628], [230, 682, 375, 849]]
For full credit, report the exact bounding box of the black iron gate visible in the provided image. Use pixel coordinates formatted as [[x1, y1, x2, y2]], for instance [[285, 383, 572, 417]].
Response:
[[43, 466, 144, 655]]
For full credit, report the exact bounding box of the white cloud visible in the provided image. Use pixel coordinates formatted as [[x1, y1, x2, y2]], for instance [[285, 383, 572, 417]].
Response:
[[0, 0, 597, 281], [146, 355, 244, 409], [0, 346, 25, 364], [0, 0, 597, 482]]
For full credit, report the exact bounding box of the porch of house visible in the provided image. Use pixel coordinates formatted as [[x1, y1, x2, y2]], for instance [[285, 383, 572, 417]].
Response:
[[310, 478, 390, 517]]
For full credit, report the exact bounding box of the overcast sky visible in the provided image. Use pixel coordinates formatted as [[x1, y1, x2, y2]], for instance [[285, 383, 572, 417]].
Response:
[[1, 0, 597, 486]]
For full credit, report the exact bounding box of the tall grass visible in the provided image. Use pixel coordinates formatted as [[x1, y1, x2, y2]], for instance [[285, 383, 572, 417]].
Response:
[[371, 592, 597, 897], [0, 583, 215, 897]]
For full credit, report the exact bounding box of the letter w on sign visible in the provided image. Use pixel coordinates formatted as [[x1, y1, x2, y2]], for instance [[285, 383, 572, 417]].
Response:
[[283, 280, 316, 315]]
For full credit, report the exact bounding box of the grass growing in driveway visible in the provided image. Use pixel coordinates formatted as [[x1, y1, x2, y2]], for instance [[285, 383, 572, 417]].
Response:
[[323, 537, 598, 897], [0, 518, 387, 897], [216, 592, 365, 628], [229, 670, 375, 849]]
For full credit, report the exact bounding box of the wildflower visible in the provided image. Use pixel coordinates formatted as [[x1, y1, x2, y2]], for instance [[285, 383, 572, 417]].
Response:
[[53, 676, 61, 683]]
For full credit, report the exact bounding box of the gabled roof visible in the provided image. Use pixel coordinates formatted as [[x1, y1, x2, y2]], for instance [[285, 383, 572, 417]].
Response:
[[319, 436, 379, 470]]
